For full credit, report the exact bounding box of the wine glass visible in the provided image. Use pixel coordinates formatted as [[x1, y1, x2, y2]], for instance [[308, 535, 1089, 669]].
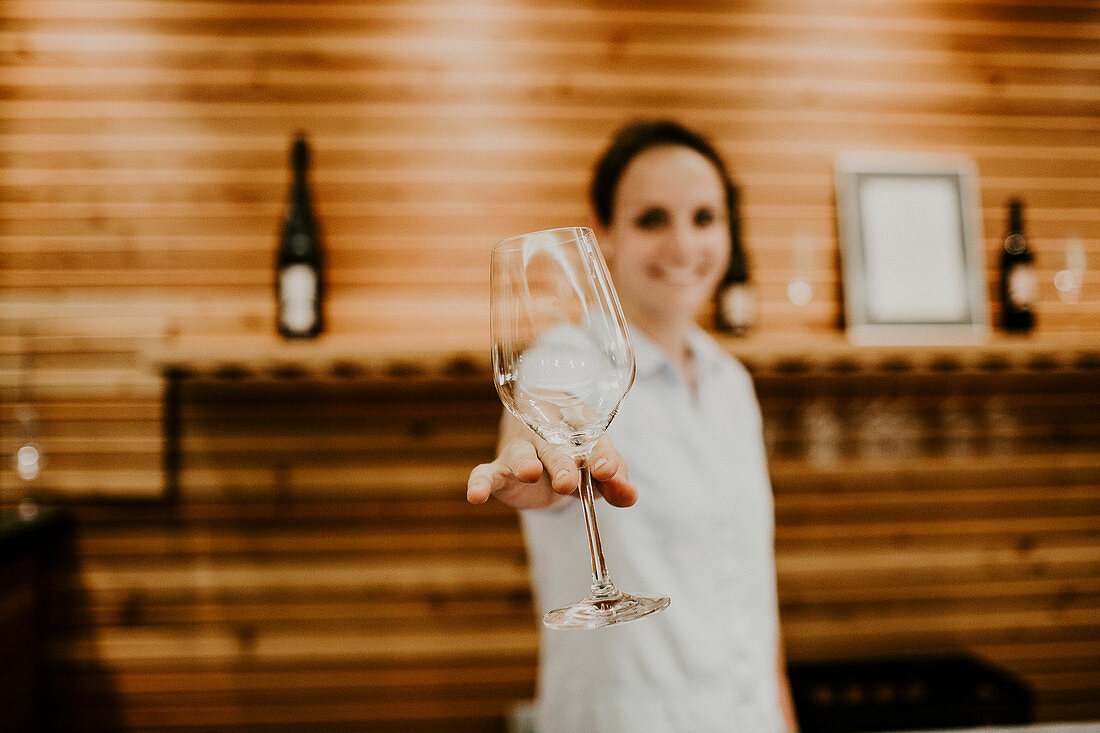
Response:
[[490, 226, 670, 630]]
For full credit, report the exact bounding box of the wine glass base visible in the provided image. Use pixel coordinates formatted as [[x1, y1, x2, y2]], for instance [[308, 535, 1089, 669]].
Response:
[[542, 588, 670, 630]]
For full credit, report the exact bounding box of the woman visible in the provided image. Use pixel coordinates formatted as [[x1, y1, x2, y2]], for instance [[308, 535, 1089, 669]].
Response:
[[467, 120, 798, 732]]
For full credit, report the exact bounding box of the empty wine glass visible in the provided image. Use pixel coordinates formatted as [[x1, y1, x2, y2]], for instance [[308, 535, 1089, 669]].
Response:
[[490, 226, 670, 630]]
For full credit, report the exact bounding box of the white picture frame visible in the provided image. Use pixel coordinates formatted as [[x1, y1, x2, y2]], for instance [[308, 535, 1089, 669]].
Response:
[[835, 151, 989, 345]]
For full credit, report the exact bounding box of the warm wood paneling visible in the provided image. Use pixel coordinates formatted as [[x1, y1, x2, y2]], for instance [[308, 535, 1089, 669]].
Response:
[[32, 362, 1100, 730], [1, 0, 1098, 730]]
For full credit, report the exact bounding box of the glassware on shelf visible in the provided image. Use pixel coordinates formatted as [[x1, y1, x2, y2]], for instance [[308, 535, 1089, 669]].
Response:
[[786, 232, 815, 308], [11, 329, 42, 519], [801, 396, 842, 467], [1054, 237, 1085, 306]]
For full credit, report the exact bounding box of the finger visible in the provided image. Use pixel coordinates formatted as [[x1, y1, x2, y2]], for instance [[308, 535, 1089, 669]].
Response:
[[466, 463, 497, 504], [466, 440, 546, 505], [501, 439, 545, 484], [536, 443, 581, 495], [589, 437, 637, 508], [596, 475, 638, 508], [588, 436, 627, 482]]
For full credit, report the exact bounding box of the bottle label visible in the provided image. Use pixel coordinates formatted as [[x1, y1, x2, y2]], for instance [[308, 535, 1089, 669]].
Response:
[[720, 283, 756, 330], [1008, 264, 1037, 309], [279, 264, 318, 333]]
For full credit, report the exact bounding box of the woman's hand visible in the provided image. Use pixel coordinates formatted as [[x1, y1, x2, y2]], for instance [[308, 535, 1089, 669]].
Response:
[[466, 415, 637, 510]]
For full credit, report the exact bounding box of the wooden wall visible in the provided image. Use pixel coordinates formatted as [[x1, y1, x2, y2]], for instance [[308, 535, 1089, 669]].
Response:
[[1, 0, 1098, 730], [34, 356, 1100, 731]]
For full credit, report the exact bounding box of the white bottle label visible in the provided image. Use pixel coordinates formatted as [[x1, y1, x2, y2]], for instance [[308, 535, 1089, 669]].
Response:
[[1008, 264, 1037, 309], [720, 283, 756, 329], [279, 263, 318, 333]]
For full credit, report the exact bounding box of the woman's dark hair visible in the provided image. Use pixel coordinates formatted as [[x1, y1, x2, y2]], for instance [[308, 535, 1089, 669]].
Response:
[[589, 119, 738, 228]]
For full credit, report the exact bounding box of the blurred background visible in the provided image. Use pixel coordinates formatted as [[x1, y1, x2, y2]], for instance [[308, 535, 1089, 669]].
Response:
[[0, 1, 1097, 731]]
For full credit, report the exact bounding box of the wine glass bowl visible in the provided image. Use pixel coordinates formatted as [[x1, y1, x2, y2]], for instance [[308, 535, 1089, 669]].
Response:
[[491, 226, 670, 630]]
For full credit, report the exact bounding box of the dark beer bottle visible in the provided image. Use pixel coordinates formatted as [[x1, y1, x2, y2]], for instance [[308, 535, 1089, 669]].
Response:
[[276, 132, 324, 338], [1000, 198, 1036, 333]]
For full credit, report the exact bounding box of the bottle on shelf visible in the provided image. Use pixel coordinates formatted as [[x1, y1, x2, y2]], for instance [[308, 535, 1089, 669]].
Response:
[[714, 184, 756, 336], [276, 131, 325, 338], [999, 197, 1036, 333]]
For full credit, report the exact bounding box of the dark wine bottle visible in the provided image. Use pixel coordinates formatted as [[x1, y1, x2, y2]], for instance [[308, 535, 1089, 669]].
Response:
[[714, 184, 755, 336], [276, 132, 324, 338], [999, 197, 1036, 333]]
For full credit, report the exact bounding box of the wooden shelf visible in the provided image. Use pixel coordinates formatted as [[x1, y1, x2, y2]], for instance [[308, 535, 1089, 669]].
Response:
[[719, 332, 1100, 375], [769, 450, 1100, 489], [147, 332, 1100, 381], [146, 334, 489, 381]]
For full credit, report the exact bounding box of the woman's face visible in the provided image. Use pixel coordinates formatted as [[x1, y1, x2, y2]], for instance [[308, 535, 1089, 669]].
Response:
[[596, 145, 730, 337]]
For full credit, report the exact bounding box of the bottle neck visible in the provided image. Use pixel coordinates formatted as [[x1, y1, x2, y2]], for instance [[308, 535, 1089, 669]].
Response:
[[1006, 200, 1024, 234], [290, 183, 310, 211], [1004, 200, 1028, 256], [289, 135, 312, 208]]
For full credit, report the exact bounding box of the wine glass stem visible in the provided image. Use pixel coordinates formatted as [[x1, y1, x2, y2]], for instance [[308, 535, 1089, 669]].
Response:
[[577, 458, 612, 591]]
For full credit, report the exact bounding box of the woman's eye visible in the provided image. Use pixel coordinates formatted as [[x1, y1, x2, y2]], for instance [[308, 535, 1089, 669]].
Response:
[[634, 208, 668, 229], [694, 208, 716, 227]]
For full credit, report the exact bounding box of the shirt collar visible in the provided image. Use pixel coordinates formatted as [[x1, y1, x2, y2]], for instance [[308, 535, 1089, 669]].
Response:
[[630, 323, 725, 382]]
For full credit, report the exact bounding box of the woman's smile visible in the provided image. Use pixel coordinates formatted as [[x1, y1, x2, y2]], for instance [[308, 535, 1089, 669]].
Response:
[[645, 260, 714, 287]]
